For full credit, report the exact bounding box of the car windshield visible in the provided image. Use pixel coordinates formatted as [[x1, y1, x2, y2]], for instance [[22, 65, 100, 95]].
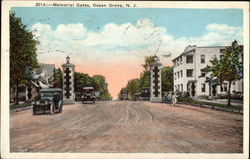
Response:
[[41, 93, 54, 97], [83, 89, 93, 94]]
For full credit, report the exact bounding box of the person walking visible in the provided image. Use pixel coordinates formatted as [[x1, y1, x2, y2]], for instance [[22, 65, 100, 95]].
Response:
[[167, 92, 173, 106], [172, 92, 178, 106]]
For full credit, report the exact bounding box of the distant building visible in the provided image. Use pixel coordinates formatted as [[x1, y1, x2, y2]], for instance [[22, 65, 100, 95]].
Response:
[[10, 63, 55, 102], [172, 45, 243, 98]]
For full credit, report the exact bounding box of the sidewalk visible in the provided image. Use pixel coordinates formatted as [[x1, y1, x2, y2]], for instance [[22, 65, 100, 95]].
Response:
[[193, 98, 243, 107]]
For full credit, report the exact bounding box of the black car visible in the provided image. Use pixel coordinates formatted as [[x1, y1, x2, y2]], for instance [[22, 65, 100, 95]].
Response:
[[120, 90, 128, 100], [81, 87, 95, 104], [134, 87, 150, 101], [32, 88, 63, 115]]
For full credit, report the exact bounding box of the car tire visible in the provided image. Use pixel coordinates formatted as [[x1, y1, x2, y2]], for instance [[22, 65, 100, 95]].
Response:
[[50, 104, 55, 115], [32, 106, 36, 115], [59, 104, 63, 113], [58, 101, 63, 113]]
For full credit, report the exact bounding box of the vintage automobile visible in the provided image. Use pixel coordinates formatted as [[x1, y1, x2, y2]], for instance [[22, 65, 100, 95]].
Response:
[[81, 87, 96, 104], [120, 90, 128, 100], [134, 87, 150, 101], [74, 92, 82, 101], [32, 88, 63, 115]]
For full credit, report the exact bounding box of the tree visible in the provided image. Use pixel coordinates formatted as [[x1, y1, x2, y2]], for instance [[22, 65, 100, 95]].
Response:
[[74, 72, 93, 92], [139, 71, 150, 88], [53, 68, 63, 88], [203, 40, 243, 106], [161, 66, 173, 92], [92, 75, 112, 100], [125, 79, 140, 99], [74, 72, 112, 100], [10, 12, 39, 104], [141, 56, 155, 71]]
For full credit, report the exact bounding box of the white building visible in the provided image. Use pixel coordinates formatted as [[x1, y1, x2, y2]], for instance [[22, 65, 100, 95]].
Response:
[[172, 45, 243, 98]]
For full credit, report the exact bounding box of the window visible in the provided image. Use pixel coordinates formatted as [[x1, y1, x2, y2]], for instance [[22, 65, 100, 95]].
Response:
[[180, 56, 182, 64], [187, 84, 189, 91], [174, 73, 176, 80], [224, 83, 228, 92], [200, 69, 205, 77], [186, 69, 193, 77], [201, 55, 205, 63], [220, 85, 224, 92], [201, 83, 206, 92], [177, 72, 179, 79], [186, 55, 193, 63], [180, 70, 183, 78], [180, 84, 183, 91], [18, 86, 26, 92]]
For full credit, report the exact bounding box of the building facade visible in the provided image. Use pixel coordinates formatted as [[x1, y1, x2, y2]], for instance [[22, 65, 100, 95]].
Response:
[[10, 63, 55, 102], [172, 45, 243, 98]]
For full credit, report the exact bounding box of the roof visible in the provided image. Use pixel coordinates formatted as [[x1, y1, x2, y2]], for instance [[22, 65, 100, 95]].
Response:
[[171, 45, 229, 62], [33, 63, 55, 77]]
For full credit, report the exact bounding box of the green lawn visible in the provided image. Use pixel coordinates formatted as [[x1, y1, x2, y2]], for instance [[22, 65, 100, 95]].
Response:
[[177, 97, 242, 111], [10, 102, 32, 110]]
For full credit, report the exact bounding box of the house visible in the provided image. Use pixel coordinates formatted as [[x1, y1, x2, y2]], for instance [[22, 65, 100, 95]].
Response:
[[10, 63, 55, 102], [172, 45, 243, 98]]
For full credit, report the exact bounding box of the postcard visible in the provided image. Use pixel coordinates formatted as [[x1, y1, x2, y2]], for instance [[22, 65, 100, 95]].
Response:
[[1, 1, 249, 159]]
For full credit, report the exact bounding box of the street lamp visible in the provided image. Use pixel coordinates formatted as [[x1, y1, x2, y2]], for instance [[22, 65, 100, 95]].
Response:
[[66, 56, 70, 64]]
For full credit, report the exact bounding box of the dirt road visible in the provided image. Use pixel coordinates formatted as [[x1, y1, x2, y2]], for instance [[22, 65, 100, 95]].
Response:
[[10, 101, 243, 153]]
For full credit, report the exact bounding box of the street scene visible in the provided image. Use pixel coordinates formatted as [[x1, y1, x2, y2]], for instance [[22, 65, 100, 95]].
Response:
[[8, 5, 244, 154], [11, 101, 242, 153]]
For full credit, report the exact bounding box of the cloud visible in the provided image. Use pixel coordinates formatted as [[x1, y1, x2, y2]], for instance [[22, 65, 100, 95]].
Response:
[[31, 20, 243, 65], [31, 20, 243, 98]]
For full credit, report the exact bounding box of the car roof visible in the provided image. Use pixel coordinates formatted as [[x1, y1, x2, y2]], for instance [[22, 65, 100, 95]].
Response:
[[40, 88, 62, 92], [83, 87, 94, 89]]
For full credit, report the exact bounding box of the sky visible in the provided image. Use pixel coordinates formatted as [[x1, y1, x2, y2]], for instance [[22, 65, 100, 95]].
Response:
[[11, 7, 243, 98]]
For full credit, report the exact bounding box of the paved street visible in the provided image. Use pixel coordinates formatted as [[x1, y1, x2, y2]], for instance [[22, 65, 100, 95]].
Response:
[[10, 101, 243, 153]]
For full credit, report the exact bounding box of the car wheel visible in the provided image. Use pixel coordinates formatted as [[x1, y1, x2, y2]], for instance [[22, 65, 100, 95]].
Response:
[[58, 101, 63, 113], [32, 106, 36, 115], [50, 104, 55, 115], [59, 105, 63, 113]]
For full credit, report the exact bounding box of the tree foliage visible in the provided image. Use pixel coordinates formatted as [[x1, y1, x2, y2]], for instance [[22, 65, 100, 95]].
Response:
[[10, 11, 39, 104], [74, 72, 111, 100], [120, 56, 173, 99], [203, 40, 243, 106], [161, 66, 173, 92], [53, 68, 63, 88], [92, 75, 112, 100]]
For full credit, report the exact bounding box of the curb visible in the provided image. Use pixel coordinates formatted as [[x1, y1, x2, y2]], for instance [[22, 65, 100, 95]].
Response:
[[177, 102, 243, 115], [11, 106, 32, 112]]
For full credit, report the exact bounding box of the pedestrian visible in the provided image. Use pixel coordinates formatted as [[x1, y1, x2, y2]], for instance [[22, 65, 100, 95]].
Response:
[[172, 92, 178, 106], [167, 92, 173, 106]]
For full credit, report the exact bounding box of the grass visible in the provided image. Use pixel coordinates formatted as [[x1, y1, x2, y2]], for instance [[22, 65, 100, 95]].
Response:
[[10, 102, 32, 110], [177, 97, 242, 111]]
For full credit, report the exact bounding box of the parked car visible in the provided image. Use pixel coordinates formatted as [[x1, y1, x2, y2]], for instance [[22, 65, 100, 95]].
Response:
[[74, 92, 82, 101], [81, 87, 95, 104], [32, 88, 63, 115]]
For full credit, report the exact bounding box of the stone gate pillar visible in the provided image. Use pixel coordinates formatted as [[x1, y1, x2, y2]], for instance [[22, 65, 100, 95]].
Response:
[[62, 56, 75, 104], [150, 55, 162, 102]]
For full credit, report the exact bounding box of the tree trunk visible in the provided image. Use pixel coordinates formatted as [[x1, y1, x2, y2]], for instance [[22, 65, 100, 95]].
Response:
[[227, 81, 232, 106], [15, 82, 19, 105]]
